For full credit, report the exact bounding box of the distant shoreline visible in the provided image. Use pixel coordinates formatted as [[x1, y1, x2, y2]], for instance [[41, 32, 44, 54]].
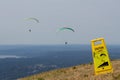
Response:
[[0, 55, 26, 59]]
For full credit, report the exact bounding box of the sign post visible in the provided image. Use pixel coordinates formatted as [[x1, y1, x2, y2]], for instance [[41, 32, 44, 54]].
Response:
[[91, 38, 113, 75]]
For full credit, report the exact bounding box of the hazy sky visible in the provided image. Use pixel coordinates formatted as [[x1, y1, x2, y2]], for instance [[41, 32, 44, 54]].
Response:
[[0, 0, 120, 45]]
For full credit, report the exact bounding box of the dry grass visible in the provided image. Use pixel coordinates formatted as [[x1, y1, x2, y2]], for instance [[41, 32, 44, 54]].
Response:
[[18, 59, 120, 80]]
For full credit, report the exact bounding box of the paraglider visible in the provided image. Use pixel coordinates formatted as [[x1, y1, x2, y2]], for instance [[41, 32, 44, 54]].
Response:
[[25, 17, 39, 32], [59, 27, 75, 45]]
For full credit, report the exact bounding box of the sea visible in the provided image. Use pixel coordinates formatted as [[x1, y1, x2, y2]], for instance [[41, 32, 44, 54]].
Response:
[[0, 44, 120, 80]]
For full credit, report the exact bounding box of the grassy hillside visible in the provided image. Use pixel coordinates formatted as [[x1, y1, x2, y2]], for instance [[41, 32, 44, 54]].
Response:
[[18, 59, 120, 80]]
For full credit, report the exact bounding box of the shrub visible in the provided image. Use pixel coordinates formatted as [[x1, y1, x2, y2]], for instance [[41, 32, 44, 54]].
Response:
[[72, 66, 77, 69], [37, 77, 45, 80], [89, 62, 93, 65], [84, 74, 88, 77]]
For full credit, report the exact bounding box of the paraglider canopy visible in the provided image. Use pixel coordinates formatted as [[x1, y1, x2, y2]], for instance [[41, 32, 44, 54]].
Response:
[[58, 27, 75, 45], [26, 17, 39, 23], [59, 27, 75, 32]]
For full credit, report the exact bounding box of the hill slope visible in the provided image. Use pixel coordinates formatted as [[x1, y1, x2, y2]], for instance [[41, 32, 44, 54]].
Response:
[[19, 59, 120, 80]]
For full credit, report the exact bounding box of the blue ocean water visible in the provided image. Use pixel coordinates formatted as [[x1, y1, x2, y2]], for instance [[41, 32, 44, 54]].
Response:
[[0, 45, 119, 80]]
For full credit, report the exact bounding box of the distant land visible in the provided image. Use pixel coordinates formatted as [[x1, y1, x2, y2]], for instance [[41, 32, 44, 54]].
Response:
[[19, 59, 120, 80]]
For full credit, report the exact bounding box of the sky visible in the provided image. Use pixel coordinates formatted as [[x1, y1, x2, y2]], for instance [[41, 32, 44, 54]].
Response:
[[0, 0, 120, 45]]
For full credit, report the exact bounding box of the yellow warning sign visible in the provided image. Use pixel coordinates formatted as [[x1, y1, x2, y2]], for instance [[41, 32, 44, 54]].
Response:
[[91, 38, 113, 75]]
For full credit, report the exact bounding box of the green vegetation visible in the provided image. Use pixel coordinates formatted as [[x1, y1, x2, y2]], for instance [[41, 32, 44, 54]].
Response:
[[84, 74, 88, 77], [112, 74, 120, 80], [89, 62, 93, 65], [72, 66, 77, 69], [37, 78, 45, 80]]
